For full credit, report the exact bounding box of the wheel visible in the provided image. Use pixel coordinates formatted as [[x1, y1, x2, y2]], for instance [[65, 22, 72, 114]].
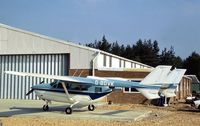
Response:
[[88, 104, 95, 111], [43, 105, 49, 111], [65, 107, 72, 114], [198, 105, 200, 110]]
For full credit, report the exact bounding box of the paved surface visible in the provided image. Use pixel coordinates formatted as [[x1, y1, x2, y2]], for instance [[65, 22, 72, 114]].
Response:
[[0, 100, 151, 121]]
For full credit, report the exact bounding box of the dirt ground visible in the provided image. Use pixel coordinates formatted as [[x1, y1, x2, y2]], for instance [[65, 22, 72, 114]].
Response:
[[0, 103, 200, 126]]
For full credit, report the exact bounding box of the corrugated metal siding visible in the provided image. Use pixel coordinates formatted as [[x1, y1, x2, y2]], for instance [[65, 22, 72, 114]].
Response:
[[0, 54, 68, 100]]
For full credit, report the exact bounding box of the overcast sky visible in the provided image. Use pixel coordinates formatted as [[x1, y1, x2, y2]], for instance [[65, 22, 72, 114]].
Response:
[[0, 0, 199, 58]]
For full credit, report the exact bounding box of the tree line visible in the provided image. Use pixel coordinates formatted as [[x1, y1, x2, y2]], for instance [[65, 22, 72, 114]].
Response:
[[85, 36, 200, 80]]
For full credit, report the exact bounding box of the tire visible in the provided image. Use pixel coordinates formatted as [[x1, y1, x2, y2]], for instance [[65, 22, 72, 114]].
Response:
[[88, 104, 95, 111], [65, 107, 72, 114], [198, 105, 200, 110], [43, 105, 49, 111]]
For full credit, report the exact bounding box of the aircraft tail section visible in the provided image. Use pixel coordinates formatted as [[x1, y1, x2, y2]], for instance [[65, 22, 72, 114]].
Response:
[[140, 65, 186, 85], [136, 65, 186, 99]]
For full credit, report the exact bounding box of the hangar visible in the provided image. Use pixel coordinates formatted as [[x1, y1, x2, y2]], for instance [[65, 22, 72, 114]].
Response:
[[0, 23, 191, 104], [0, 23, 151, 100]]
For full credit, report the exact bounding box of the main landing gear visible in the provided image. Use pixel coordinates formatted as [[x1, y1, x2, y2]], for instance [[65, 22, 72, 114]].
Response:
[[88, 104, 95, 111], [43, 105, 49, 111], [65, 107, 72, 114], [64, 104, 95, 114], [42, 100, 50, 111], [42, 101, 95, 114]]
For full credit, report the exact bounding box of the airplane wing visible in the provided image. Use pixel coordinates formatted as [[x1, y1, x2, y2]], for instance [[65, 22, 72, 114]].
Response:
[[4, 71, 94, 85]]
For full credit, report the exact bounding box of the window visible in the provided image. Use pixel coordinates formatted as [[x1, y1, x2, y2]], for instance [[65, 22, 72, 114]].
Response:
[[131, 88, 138, 92], [124, 87, 129, 92], [109, 56, 112, 67], [57, 82, 63, 88], [123, 87, 139, 93], [124, 61, 125, 68], [119, 59, 121, 68], [95, 87, 102, 92], [103, 55, 106, 67]]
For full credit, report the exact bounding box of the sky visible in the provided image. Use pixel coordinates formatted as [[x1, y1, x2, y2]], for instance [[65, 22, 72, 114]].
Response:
[[0, 0, 199, 58]]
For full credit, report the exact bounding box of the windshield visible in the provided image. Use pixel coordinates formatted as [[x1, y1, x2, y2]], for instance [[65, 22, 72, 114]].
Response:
[[50, 80, 57, 87]]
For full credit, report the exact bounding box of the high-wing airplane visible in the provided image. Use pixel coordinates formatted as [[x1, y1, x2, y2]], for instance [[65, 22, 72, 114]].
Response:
[[5, 65, 186, 114]]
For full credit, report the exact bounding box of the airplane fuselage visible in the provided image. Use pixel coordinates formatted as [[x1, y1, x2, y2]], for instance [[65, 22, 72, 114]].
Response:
[[32, 79, 112, 107]]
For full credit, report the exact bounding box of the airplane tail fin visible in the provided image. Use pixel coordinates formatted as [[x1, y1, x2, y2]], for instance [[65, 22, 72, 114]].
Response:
[[136, 65, 186, 99]]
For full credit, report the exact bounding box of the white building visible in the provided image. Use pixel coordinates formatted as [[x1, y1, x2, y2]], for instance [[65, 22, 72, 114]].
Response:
[[0, 23, 152, 100]]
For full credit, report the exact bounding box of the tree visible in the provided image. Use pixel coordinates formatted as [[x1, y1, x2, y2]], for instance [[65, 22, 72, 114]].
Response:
[[111, 41, 121, 56], [183, 52, 200, 80], [159, 47, 182, 67], [85, 36, 185, 68], [85, 35, 111, 53], [131, 39, 160, 67]]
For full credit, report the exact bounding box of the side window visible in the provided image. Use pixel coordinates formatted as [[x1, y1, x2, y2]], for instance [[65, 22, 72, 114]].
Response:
[[95, 87, 102, 92], [57, 82, 63, 89], [53, 84, 57, 88], [123, 87, 139, 93], [124, 87, 129, 92]]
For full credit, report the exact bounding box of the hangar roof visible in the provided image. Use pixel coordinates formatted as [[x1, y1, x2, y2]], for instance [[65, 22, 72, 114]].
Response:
[[187, 75, 199, 84], [0, 23, 152, 68]]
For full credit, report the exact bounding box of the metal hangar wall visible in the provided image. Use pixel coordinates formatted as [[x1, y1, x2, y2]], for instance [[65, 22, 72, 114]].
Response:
[[0, 54, 68, 99]]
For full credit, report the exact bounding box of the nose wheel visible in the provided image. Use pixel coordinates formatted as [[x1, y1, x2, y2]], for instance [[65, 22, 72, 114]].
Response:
[[88, 104, 95, 111]]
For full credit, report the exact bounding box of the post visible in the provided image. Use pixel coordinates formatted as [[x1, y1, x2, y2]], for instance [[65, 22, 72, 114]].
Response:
[[164, 96, 168, 107]]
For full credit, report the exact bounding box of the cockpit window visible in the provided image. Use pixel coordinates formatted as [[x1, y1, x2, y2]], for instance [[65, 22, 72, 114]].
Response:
[[50, 81, 90, 91], [57, 82, 63, 89]]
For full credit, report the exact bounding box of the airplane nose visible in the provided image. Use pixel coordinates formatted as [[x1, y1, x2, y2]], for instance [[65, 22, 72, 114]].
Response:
[[32, 83, 51, 89], [31, 85, 39, 89]]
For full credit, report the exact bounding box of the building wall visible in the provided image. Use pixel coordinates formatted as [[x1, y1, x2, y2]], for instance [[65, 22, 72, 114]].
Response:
[[0, 54, 68, 99], [95, 70, 149, 78], [107, 90, 147, 104], [68, 69, 150, 79], [176, 77, 192, 100], [0, 24, 96, 69], [96, 53, 151, 70]]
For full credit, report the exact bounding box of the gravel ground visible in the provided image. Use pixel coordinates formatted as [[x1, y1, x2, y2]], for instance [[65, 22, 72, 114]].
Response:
[[0, 103, 200, 126]]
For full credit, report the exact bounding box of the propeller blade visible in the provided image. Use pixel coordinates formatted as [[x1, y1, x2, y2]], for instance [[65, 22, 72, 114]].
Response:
[[40, 81, 44, 84], [26, 89, 34, 96]]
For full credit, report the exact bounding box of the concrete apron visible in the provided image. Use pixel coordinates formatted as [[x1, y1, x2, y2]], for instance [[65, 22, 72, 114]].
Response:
[[0, 99, 151, 122]]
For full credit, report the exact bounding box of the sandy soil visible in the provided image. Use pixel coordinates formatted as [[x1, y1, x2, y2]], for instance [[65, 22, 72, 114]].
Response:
[[0, 103, 200, 126]]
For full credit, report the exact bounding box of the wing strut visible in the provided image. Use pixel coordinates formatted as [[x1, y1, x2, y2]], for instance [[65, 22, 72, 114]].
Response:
[[61, 82, 74, 103]]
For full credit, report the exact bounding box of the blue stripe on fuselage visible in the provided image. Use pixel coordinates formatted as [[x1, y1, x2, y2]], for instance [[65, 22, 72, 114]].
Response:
[[33, 88, 111, 100]]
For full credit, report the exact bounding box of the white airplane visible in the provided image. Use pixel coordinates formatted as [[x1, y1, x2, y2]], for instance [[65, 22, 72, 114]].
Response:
[[5, 65, 186, 114]]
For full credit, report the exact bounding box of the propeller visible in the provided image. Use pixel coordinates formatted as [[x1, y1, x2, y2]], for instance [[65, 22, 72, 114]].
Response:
[[40, 81, 44, 84], [26, 81, 44, 95], [26, 89, 34, 96]]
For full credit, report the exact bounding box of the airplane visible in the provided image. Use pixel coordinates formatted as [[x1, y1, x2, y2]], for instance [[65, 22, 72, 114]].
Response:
[[5, 65, 186, 114]]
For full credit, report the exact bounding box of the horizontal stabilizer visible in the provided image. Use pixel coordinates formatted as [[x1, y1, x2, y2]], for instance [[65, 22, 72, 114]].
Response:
[[140, 65, 186, 85]]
